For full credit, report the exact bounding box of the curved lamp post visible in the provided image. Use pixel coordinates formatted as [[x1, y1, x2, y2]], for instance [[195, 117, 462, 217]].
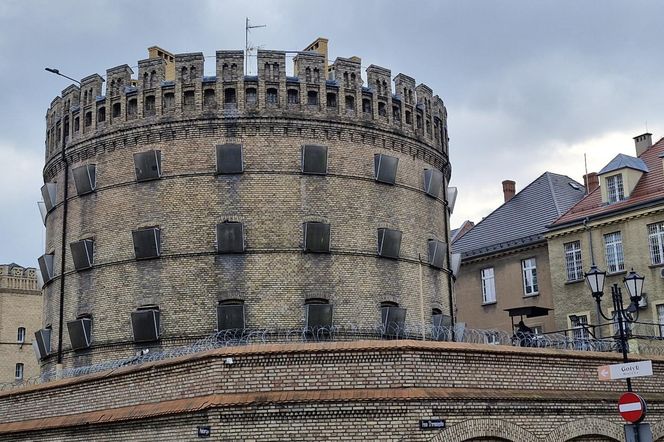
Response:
[[584, 265, 644, 392]]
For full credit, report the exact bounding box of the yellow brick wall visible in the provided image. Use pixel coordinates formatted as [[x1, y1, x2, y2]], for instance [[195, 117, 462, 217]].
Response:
[[547, 206, 664, 333], [0, 266, 42, 385]]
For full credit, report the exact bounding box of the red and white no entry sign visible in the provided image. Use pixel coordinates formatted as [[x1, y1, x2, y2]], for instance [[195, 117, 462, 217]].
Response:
[[618, 392, 646, 423]]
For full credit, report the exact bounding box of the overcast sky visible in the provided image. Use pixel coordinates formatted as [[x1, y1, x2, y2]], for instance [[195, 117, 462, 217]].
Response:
[[1, 0, 663, 267]]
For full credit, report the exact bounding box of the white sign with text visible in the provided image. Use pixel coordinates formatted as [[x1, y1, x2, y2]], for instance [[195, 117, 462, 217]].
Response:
[[598, 360, 653, 381]]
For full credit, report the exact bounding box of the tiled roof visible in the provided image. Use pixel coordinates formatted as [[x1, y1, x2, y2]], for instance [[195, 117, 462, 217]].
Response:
[[452, 172, 585, 258], [551, 137, 664, 227], [598, 153, 649, 174]]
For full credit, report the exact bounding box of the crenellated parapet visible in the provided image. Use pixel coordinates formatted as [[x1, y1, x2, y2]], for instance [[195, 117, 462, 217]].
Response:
[[44, 44, 449, 163]]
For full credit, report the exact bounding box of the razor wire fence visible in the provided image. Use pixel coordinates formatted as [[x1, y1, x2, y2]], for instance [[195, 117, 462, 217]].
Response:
[[3, 322, 664, 392]]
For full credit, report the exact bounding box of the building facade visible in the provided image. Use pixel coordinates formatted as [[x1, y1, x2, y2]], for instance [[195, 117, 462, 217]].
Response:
[[547, 134, 664, 339], [452, 173, 585, 333], [37, 41, 454, 371], [0, 264, 41, 385]]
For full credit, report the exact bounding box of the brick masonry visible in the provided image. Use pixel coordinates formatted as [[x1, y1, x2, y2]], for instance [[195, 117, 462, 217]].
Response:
[[1, 340, 663, 441], [0, 264, 41, 385], [39, 46, 453, 370]]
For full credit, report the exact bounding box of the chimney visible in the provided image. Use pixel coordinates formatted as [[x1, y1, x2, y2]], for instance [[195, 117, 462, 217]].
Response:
[[634, 133, 652, 157], [502, 180, 516, 202], [583, 173, 599, 193]]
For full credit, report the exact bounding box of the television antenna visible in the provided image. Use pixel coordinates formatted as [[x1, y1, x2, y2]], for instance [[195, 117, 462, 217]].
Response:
[[245, 17, 266, 75]]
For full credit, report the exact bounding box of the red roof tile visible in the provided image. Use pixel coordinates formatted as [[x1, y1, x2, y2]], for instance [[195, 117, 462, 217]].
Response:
[[552, 137, 664, 226]]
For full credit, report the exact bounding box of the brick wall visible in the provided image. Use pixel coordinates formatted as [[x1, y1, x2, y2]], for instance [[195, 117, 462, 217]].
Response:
[[0, 265, 41, 385], [1, 340, 664, 441], [547, 207, 664, 332]]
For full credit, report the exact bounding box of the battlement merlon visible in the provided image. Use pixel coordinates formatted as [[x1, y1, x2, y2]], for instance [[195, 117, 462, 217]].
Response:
[[61, 84, 80, 98], [216, 50, 244, 81], [80, 74, 104, 86], [293, 51, 325, 82], [138, 58, 166, 89], [416, 84, 433, 97], [175, 52, 204, 83], [257, 50, 286, 82], [107, 64, 134, 77], [366, 65, 391, 77]]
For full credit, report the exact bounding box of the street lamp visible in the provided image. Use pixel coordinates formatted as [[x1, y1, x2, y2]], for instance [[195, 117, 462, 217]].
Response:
[[45, 67, 81, 85], [585, 266, 644, 392]]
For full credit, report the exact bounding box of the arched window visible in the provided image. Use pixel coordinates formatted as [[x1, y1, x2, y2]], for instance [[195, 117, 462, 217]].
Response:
[[127, 98, 137, 118], [264, 62, 271, 79], [362, 98, 371, 114], [305, 67, 312, 83], [17, 327, 25, 343], [143, 72, 149, 89], [230, 63, 238, 80], [144, 95, 156, 115], [326, 92, 337, 108], [313, 68, 320, 82], [350, 73, 356, 87], [345, 95, 355, 111], [15, 363, 24, 380], [97, 106, 106, 122], [272, 62, 279, 80], [378, 102, 387, 117], [245, 87, 257, 105], [381, 301, 406, 338], [183, 91, 195, 110], [392, 105, 401, 122], [266, 88, 278, 105], [74, 116, 80, 132], [109, 79, 116, 96], [203, 89, 216, 108], [189, 66, 196, 81], [304, 298, 332, 332], [149, 70, 157, 89], [181, 66, 189, 83], [307, 90, 318, 106], [405, 110, 412, 125], [222, 63, 229, 81], [112, 102, 121, 118], [343, 72, 349, 88], [224, 88, 237, 107], [163, 92, 175, 111], [84, 111, 92, 127], [287, 89, 299, 105]]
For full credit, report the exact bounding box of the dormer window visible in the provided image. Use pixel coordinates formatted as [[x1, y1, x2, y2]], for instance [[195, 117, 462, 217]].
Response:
[[606, 174, 625, 203]]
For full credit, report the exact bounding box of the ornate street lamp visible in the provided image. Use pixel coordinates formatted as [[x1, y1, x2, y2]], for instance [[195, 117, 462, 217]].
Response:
[[585, 266, 645, 392], [584, 264, 606, 300]]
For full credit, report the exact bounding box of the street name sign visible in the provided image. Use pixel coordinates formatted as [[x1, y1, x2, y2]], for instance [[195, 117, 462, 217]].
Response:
[[597, 360, 653, 381], [618, 392, 646, 424]]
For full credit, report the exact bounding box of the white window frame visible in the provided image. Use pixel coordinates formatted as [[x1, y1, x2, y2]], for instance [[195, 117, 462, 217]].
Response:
[[603, 231, 625, 273], [17, 327, 25, 343], [657, 303, 664, 337], [521, 258, 539, 296], [648, 222, 664, 265], [15, 363, 24, 380], [606, 174, 625, 203], [564, 241, 583, 281], [481, 267, 496, 304]]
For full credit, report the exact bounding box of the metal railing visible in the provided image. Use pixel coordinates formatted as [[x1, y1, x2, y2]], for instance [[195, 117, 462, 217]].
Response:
[[3, 321, 664, 392]]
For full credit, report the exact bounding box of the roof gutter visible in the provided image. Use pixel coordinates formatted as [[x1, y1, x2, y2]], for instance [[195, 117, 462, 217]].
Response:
[[546, 195, 664, 232]]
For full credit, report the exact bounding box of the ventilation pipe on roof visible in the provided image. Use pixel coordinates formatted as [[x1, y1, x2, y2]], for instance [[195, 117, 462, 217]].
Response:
[[502, 180, 515, 203], [634, 133, 652, 157], [583, 172, 599, 193]]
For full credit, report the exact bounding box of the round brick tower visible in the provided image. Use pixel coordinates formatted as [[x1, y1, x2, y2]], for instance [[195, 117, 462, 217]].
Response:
[[38, 44, 453, 370]]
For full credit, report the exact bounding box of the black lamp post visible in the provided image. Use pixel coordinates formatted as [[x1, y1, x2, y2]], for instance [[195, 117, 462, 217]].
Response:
[[45, 67, 81, 85], [584, 265, 645, 392]]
